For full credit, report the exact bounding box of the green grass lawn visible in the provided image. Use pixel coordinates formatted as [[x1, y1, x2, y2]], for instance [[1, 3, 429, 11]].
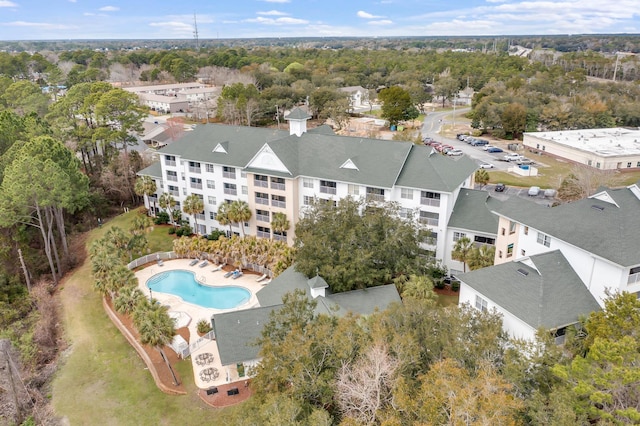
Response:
[[437, 293, 460, 307], [52, 209, 239, 424]]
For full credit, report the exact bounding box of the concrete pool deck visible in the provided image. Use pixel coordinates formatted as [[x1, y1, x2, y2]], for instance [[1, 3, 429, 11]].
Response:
[[134, 259, 269, 389]]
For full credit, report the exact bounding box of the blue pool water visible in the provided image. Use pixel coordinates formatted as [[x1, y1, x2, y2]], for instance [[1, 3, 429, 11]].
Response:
[[146, 270, 251, 309]]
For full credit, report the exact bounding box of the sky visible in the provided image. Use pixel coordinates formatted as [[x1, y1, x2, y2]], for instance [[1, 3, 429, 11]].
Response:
[[0, 0, 639, 40]]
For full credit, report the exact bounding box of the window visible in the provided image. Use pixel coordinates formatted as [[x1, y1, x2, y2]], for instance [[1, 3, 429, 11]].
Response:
[[346, 185, 359, 196], [537, 232, 551, 247], [207, 196, 216, 205], [166, 170, 178, 181], [501, 228, 506, 236], [206, 180, 215, 189], [168, 185, 179, 196], [588, 160, 592, 166], [188, 161, 201, 173], [257, 226, 271, 239], [205, 164, 214, 173], [256, 209, 270, 223], [596, 162, 601, 169], [223, 183, 237, 196], [181, 172, 185, 181], [453, 232, 466, 241], [628, 162, 632, 168], [241, 185, 248, 195], [474, 236, 495, 245], [366, 187, 385, 202], [536, 144, 540, 149], [521, 249, 526, 256], [524, 226, 529, 235], [254, 175, 268, 188], [271, 194, 286, 208], [507, 243, 514, 257], [498, 250, 503, 258], [303, 195, 313, 206], [320, 180, 337, 195], [419, 211, 439, 226], [190, 177, 202, 189], [303, 178, 314, 189], [255, 192, 269, 205], [637, 162, 640, 168], [475, 295, 488, 312], [165, 155, 176, 167], [241, 171, 247, 178], [399, 208, 411, 219], [209, 211, 217, 220], [542, 145, 545, 151], [270, 177, 285, 190], [420, 191, 441, 207], [509, 221, 516, 234], [223, 166, 236, 179], [401, 188, 413, 200]]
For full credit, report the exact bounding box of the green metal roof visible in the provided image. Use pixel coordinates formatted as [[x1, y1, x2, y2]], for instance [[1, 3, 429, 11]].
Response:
[[494, 186, 640, 267], [459, 250, 601, 330], [395, 145, 478, 192], [448, 189, 501, 234]]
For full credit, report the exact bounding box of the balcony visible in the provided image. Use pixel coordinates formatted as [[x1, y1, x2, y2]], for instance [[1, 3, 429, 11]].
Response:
[[254, 179, 269, 188], [366, 194, 385, 202], [223, 171, 236, 179], [224, 188, 237, 196], [419, 218, 439, 227], [420, 197, 441, 207], [256, 213, 270, 223], [188, 166, 201, 174], [168, 189, 179, 196], [320, 186, 337, 195], [190, 182, 203, 190], [165, 160, 176, 167], [628, 272, 640, 285], [273, 234, 287, 242], [257, 230, 270, 239], [271, 199, 286, 208], [255, 196, 269, 206], [167, 175, 178, 182]]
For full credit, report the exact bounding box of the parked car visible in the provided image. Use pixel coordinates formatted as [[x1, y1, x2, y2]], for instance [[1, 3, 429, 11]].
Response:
[[504, 153, 524, 162], [456, 134, 467, 141], [544, 188, 557, 198], [443, 275, 460, 285], [516, 157, 534, 165], [495, 183, 506, 192], [528, 186, 541, 196], [447, 149, 463, 156], [483, 145, 497, 151], [487, 147, 504, 153], [478, 162, 495, 169], [470, 139, 489, 146]]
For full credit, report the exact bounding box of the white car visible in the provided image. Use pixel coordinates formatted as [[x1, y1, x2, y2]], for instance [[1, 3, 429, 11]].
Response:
[[482, 145, 497, 151], [478, 163, 495, 169], [447, 149, 463, 156]]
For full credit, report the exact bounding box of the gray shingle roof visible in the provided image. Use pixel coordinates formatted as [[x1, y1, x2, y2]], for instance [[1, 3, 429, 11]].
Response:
[[324, 284, 401, 317], [448, 189, 501, 234], [395, 145, 478, 192], [459, 250, 601, 330], [137, 161, 162, 179], [284, 107, 311, 120], [494, 186, 640, 267], [212, 306, 278, 365]]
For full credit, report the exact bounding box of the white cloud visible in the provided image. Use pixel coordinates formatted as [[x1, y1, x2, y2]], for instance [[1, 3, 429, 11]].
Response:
[[368, 19, 393, 25], [99, 6, 119, 12], [149, 21, 193, 32], [0, 1, 17, 6], [257, 10, 288, 16], [245, 16, 308, 25], [357, 11, 384, 19], [6, 21, 75, 29]]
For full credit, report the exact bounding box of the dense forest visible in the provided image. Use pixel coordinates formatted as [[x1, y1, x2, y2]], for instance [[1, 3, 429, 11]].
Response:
[[1, 36, 640, 424]]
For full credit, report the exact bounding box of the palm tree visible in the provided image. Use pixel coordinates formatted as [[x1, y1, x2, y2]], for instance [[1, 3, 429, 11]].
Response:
[[114, 287, 144, 315], [158, 192, 177, 227], [183, 193, 204, 234], [136, 302, 180, 385], [229, 200, 251, 237], [271, 212, 290, 241], [467, 245, 496, 271], [134, 176, 157, 214], [216, 202, 233, 236], [451, 236, 473, 273]]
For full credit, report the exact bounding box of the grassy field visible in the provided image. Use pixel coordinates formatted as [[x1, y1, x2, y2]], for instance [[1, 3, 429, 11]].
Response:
[[52, 209, 239, 424]]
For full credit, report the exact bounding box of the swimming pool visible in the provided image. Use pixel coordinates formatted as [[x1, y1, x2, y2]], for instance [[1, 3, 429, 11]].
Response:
[[146, 270, 251, 309]]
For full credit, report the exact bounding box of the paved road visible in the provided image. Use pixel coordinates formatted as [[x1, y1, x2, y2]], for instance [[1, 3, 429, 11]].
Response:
[[420, 108, 512, 171]]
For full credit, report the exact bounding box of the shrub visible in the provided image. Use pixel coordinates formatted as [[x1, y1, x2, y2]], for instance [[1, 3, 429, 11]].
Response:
[[180, 225, 193, 237], [434, 279, 446, 289], [451, 281, 460, 292], [154, 211, 170, 225], [168, 227, 176, 235], [197, 319, 212, 334], [207, 229, 225, 241]]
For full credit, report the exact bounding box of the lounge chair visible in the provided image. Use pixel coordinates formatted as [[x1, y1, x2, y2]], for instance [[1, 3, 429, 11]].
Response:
[[212, 263, 225, 272], [199, 260, 208, 268], [189, 259, 199, 266], [223, 270, 234, 278], [256, 273, 268, 282], [157, 259, 164, 267], [232, 271, 244, 280]]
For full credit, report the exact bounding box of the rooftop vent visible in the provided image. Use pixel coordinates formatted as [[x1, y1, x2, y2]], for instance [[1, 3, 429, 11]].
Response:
[[591, 205, 605, 212], [517, 268, 529, 276]]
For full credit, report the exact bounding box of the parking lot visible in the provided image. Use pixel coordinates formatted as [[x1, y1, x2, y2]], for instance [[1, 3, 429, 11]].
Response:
[[481, 183, 556, 206]]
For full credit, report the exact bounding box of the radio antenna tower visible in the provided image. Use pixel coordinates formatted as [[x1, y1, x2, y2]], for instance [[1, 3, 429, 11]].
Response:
[[193, 13, 199, 50]]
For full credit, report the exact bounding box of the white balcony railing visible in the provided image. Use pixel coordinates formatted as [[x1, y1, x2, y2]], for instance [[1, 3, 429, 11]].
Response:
[[420, 198, 441, 207]]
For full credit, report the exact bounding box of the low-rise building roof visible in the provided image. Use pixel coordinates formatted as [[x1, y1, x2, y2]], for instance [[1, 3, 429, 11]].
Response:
[[459, 250, 601, 330], [447, 188, 500, 234]]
